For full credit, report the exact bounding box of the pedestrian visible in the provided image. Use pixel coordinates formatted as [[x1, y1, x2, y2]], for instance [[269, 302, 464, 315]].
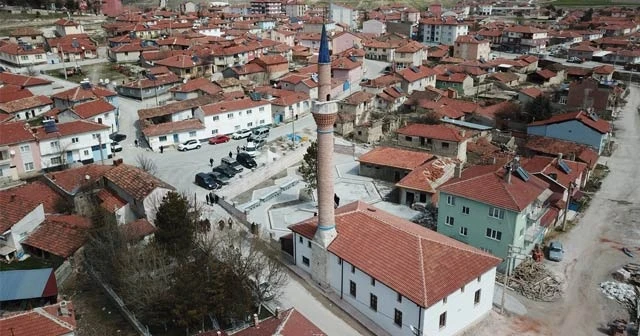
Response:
[[160, 145, 164, 154], [236, 145, 240, 153], [209, 158, 214, 167], [134, 139, 138, 147], [205, 194, 210, 205], [228, 151, 232, 158], [228, 217, 233, 229], [295, 114, 298, 121]]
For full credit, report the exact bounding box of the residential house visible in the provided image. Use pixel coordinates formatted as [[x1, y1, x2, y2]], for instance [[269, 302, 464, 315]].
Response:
[[9, 27, 45, 47], [437, 159, 553, 271], [363, 20, 386, 36], [283, 0, 307, 18], [51, 84, 118, 109], [338, 91, 375, 126], [43, 164, 115, 215], [0, 95, 52, 120], [394, 40, 425, 69], [395, 65, 437, 94], [34, 120, 112, 169], [108, 43, 159, 63], [501, 26, 548, 53], [222, 63, 267, 84], [353, 120, 384, 143], [358, 146, 433, 182], [194, 97, 272, 136], [361, 74, 402, 95], [566, 77, 618, 113], [103, 163, 174, 224], [528, 69, 564, 87], [453, 35, 490, 61], [488, 72, 520, 87], [477, 29, 502, 46], [155, 54, 207, 80], [142, 119, 207, 152], [54, 37, 98, 62], [138, 94, 220, 125], [55, 19, 85, 37], [524, 135, 600, 170], [251, 0, 283, 15], [0, 42, 47, 67], [331, 3, 359, 30], [0, 302, 76, 335], [116, 72, 183, 100], [435, 73, 473, 96], [57, 99, 119, 133], [289, 200, 500, 336], [397, 156, 458, 206], [0, 72, 52, 96], [0, 193, 44, 261], [169, 77, 222, 101], [592, 65, 615, 82], [397, 124, 469, 161], [518, 87, 544, 105], [251, 55, 289, 81], [376, 86, 406, 112], [521, 154, 588, 203], [420, 17, 469, 45], [567, 44, 599, 61], [22, 214, 92, 260], [332, 56, 363, 89], [269, 29, 296, 47], [603, 49, 640, 66], [198, 308, 326, 336], [279, 74, 319, 100], [0, 122, 42, 180], [254, 87, 310, 124], [527, 110, 611, 154]]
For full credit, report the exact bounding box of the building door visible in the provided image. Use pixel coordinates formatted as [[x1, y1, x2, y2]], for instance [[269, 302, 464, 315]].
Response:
[[173, 134, 179, 143], [66, 151, 73, 163], [406, 192, 414, 205]]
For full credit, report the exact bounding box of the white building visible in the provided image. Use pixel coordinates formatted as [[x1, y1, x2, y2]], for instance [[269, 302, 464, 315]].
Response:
[[0, 42, 47, 67], [420, 17, 469, 45], [142, 119, 207, 152], [362, 20, 386, 37], [289, 201, 500, 336], [0, 95, 52, 120], [57, 99, 119, 133], [0, 194, 44, 261], [195, 97, 272, 136], [34, 120, 112, 169], [54, 18, 85, 37], [331, 3, 359, 30]]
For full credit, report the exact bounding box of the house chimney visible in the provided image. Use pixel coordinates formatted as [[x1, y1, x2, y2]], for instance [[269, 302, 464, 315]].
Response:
[[460, 130, 466, 138], [454, 163, 463, 178], [253, 313, 259, 327], [275, 306, 281, 319], [504, 164, 512, 184], [557, 152, 563, 161]]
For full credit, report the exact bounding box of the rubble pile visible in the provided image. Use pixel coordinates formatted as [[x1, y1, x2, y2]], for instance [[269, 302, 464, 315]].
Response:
[[600, 281, 636, 304], [503, 260, 563, 302]]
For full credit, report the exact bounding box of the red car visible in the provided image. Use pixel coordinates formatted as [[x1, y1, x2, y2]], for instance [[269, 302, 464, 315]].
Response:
[[209, 134, 230, 144]]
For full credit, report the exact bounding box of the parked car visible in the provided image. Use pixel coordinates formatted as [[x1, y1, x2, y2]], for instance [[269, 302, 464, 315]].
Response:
[[109, 133, 127, 142], [110, 142, 123, 152], [237, 152, 257, 169], [252, 127, 270, 138], [209, 171, 230, 186], [548, 241, 564, 262], [231, 129, 252, 140], [195, 172, 219, 190], [221, 157, 244, 173], [209, 134, 230, 144], [213, 165, 236, 178], [244, 141, 263, 157], [248, 133, 267, 143], [567, 57, 584, 64], [178, 139, 201, 151]]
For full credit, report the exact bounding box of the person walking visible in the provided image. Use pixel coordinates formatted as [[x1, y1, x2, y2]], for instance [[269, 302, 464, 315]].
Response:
[[205, 194, 210, 205], [209, 158, 214, 167], [236, 146, 240, 154], [228, 151, 232, 158], [160, 146, 164, 154], [134, 139, 138, 147]]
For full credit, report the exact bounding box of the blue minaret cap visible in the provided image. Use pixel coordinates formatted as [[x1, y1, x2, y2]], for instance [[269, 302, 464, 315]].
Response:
[[318, 24, 330, 64]]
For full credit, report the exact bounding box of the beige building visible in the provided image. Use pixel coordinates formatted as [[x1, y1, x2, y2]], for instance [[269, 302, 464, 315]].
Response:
[[396, 123, 469, 162], [453, 35, 490, 61]]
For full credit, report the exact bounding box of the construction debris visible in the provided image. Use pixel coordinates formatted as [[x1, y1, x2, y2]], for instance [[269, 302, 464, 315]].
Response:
[[499, 260, 563, 302], [620, 263, 640, 286], [600, 281, 636, 304], [607, 319, 628, 336]]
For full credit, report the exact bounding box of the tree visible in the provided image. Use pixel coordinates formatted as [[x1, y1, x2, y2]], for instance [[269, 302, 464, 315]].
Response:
[[581, 8, 593, 22], [64, 0, 77, 12], [154, 191, 197, 257], [298, 140, 318, 193], [136, 154, 158, 175], [525, 95, 555, 122]]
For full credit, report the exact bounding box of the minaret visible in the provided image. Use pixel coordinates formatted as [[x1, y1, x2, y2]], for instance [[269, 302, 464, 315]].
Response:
[[310, 20, 338, 288]]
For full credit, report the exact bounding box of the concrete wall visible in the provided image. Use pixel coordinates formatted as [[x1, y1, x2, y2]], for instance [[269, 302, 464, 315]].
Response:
[[359, 163, 410, 182], [397, 135, 467, 162], [195, 103, 272, 136]]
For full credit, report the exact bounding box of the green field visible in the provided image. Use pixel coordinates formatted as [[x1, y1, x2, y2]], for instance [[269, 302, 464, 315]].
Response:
[[553, 0, 640, 6]]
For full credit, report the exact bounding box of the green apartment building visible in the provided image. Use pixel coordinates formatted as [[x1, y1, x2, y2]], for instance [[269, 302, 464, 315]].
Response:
[[436, 159, 553, 272]]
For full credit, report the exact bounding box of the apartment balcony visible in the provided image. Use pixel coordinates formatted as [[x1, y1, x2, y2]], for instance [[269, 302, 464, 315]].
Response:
[[527, 206, 548, 226], [0, 148, 11, 166]]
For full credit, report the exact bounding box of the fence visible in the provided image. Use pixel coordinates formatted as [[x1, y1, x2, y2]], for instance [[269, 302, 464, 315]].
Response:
[[86, 264, 152, 336]]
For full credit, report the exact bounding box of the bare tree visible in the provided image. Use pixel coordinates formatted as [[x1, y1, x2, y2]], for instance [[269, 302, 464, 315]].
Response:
[[135, 154, 158, 175]]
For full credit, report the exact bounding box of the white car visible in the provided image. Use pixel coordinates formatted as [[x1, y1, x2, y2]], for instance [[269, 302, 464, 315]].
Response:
[[110, 142, 123, 152], [232, 129, 252, 140], [244, 142, 259, 157], [178, 139, 201, 151]]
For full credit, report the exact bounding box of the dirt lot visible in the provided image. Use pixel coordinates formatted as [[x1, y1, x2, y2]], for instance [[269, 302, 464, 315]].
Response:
[[60, 272, 137, 336]]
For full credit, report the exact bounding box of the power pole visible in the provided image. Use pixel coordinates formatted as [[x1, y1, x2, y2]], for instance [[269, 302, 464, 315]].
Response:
[[58, 44, 68, 80], [500, 244, 525, 315], [562, 182, 575, 231]]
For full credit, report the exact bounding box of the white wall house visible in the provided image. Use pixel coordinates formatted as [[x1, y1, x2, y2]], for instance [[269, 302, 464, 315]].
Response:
[[0, 95, 53, 121], [35, 120, 112, 169], [195, 98, 272, 136], [330, 3, 359, 30], [142, 119, 207, 152], [421, 18, 469, 45], [0, 202, 45, 260], [289, 201, 500, 336], [57, 99, 119, 133]]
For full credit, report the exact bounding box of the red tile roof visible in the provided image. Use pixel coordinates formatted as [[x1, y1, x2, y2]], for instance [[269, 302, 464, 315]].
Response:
[[122, 218, 157, 242], [505, 25, 546, 33], [32, 120, 110, 140], [396, 156, 457, 193], [156, 54, 202, 68], [103, 164, 174, 201], [23, 214, 91, 258], [536, 69, 557, 80], [0, 95, 52, 113], [0, 193, 41, 232], [528, 110, 611, 134], [396, 65, 437, 83], [0, 42, 46, 55], [70, 99, 116, 119], [201, 98, 269, 116], [358, 146, 433, 170], [341, 91, 374, 105], [397, 123, 466, 142], [46, 164, 115, 195], [520, 87, 543, 98], [0, 302, 76, 336], [521, 156, 587, 189], [0, 72, 51, 87], [142, 119, 205, 137], [1, 181, 64, 214], [436, 72, 468, 83], [120, 72, 183, 90], [52, 85, 117, 102], [290, 201, 500, 307], [170, 77, 222, 95], [438, 163, 550, 212], [9, 27, 43, 36], [0, 121, 36, 145], [229, 308, 326, 336], [138, 95, 221, 120], [96, 189, 127, 213], [525, 135, 599, 168], [0, 85, 33, 103], [593, 64, 615, 74]]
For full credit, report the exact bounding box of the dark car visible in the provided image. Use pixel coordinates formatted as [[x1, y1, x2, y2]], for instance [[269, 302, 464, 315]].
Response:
[[209, 134, 230, 144], [209, 171, 230, 185], [213, 165, 236, 178], [195, 172, 219, 190], [109, 133, 127, 142], [221, 157, 244, 173], [236, 152, 257, 169]]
